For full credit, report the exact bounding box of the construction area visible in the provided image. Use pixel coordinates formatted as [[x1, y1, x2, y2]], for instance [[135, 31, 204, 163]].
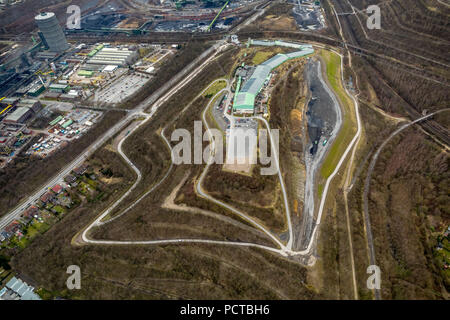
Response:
[[75, 0, 265, 34]]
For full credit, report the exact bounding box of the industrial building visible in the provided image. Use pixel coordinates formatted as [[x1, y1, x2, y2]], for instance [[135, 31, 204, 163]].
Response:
[[4, 107, 33, 124], [233, 45, 314, 114], [86, 47, 138, 66], [291, 0, 325, 31], [35, 12, 69, 53], [49, 83, 70, 93], [0, 276, 41, 300], [17, 99, 42, 113], [26, 82, 45, 97]]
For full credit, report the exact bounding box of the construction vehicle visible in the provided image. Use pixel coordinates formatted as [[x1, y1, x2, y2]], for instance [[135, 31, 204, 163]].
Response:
[[207, 0, 230, 32], [35, 70, 54, 76]]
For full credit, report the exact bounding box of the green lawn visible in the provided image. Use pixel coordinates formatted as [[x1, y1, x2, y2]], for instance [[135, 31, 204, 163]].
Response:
[[53, 205, 65, 214], [203, 80, 227, 98], [252, 51, 276, 65], [319, 50, 357, 179], [86, 178, 98, 189], [14, 221, 51, 249]]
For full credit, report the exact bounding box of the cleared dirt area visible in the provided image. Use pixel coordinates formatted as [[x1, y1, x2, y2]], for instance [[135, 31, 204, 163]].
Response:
[[259, 15, 298, 32]]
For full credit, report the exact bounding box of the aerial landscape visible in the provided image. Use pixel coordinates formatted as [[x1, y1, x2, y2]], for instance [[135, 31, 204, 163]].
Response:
[[0, 0, 448, 305]]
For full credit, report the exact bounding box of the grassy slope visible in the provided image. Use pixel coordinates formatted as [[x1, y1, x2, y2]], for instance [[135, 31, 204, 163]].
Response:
[[318, 50, 356, 180], [203, 80, 227, 98]]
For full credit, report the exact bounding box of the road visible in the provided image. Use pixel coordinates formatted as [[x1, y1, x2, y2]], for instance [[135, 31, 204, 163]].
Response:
[[76, 41, 364, 261], [198, 88, 289, 252], [4, 39, 364, 263], [97, 78, 231, 226], [80, 83, 290, 257], [330, 2, 361, 299], [78, 46, 359, 259], [0, 41, 229, 230], [293, 48, 362, 257], [298, 58, 343, 251]]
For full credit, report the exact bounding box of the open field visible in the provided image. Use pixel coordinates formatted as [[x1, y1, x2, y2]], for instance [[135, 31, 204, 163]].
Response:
[[251, 3, 298, 32]]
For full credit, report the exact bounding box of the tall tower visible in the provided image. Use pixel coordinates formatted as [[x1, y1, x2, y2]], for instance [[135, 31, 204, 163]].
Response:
[[35, 12, 69, 53]]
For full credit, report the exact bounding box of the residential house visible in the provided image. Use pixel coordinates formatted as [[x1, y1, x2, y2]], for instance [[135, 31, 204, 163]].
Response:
[[4, 220, 23, 239], [0, 230, 11, 242], [40, 191, 54, 204], [21, 205, 40, 224], [4, 220, 21, 234], [51, 184, 63, 194], [73, 164, 87, 176], [64, 174, 76, 184]]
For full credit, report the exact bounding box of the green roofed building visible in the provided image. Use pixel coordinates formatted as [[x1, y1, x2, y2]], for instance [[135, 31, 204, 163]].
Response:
[[233, 92, 255, 113], [27, 83, 45, 97], [233, 44, 314, 114], [49, 83, 70, 93], [49, 115, 63, 126], [62, 119, 73, 128], [87, 49, 98, 57], [78, 70, 94, 77]]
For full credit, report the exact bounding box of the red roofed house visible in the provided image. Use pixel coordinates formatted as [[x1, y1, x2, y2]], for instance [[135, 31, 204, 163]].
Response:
[[51, 184, 63, 194]]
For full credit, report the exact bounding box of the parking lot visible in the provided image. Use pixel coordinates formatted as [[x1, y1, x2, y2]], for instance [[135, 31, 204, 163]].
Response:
[[212, 93, 230, 131], [94, 73, 151, 105]]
